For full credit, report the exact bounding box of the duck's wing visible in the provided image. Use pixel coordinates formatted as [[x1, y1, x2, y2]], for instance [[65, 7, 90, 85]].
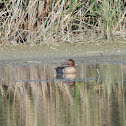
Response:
[[55, 66, 65, 73]]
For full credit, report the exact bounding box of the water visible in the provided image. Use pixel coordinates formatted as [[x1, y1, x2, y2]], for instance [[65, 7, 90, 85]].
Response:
[[0, 61, 126, 126]]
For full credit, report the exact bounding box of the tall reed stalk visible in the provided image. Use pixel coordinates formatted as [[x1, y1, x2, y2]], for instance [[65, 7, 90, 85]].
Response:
[[0, 0, 125, 45]]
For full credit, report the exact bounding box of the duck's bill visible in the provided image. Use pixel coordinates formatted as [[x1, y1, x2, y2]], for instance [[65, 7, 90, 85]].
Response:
[[61, 62, 68, 67]]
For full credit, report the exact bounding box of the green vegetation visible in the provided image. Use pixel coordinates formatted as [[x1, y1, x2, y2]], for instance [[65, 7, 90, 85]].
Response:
[[0, 0, 125, 45]]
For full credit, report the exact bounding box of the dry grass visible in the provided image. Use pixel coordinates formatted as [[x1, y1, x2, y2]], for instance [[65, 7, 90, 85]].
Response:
[[0, 0, 125, 45]]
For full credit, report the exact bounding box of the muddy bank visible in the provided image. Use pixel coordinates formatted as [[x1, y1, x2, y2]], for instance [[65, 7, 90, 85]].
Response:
[[0, 40, 126, 65]]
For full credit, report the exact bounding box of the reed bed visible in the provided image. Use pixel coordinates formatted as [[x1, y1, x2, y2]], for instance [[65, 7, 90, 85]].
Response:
[[0, 0, 126, 44]]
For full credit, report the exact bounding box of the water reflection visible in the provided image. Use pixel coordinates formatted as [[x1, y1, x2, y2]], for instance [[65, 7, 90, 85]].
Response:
[[0, 62, 126, 126]]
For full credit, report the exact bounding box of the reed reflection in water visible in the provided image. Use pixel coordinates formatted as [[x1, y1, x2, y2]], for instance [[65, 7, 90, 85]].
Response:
[[0, 62, 126, 126]]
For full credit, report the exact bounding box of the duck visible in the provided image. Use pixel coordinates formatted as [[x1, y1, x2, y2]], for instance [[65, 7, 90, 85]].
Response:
[[55, 59, 76, 75]]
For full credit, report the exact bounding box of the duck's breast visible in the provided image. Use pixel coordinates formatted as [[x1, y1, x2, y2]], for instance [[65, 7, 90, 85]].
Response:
[[63, 67, 76, 74]]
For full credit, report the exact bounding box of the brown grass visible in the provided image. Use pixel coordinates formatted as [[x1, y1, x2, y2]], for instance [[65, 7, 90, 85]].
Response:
[[0, 0, 125, 45]]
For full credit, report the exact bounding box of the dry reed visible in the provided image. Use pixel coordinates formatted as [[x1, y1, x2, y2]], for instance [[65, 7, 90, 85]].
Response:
[[0, 0, 125, 45]]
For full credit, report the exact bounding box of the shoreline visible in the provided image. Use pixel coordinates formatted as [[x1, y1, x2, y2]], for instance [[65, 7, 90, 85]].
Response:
[[0, 41, 126, 64]]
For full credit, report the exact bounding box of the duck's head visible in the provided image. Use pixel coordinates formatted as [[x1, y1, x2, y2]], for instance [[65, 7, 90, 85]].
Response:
[[62, 59, 75, 67]]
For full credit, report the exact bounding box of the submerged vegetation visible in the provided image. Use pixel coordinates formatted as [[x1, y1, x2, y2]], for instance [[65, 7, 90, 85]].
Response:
[[0, 0, 126, 45]]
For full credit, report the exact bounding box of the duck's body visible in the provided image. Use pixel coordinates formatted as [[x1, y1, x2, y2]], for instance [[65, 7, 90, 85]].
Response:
[[55, 59, 76, 75], [63, 66, 76, 74]]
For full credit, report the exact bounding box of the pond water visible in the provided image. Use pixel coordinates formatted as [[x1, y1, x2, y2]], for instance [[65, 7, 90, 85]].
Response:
[[0, 59, 126, 126]]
